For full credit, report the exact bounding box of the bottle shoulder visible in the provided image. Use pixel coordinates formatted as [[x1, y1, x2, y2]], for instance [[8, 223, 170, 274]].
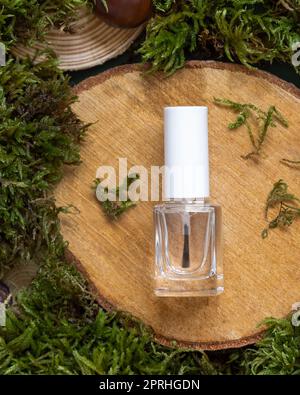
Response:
[[154, 200, 221, 213]]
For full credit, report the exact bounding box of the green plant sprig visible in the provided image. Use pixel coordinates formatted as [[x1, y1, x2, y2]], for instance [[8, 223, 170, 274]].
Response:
[[214, 98, 288, 160], [93, 174, 140, 220], [262, 179, 300, 238]]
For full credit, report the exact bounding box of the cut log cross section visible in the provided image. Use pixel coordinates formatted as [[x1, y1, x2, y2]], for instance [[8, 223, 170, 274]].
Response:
[[54, 61, 300, 350]]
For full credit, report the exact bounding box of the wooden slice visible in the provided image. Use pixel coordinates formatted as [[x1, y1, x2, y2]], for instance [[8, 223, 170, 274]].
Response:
[[12, 7, 144, 71], [54, 61, 300, 350]]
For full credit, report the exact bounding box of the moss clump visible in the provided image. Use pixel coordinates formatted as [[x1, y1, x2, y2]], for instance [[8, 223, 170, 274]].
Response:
[[237, 317, 300, 374], [0, 0, 94, 48], [0, 56, 88, 276], [0, 256, 218, 375], [139, 0, 300, 74], [1, 254, 300, 374]]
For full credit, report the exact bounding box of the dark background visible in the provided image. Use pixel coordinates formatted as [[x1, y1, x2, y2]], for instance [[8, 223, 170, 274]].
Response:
[[70, 34, 300, 88]]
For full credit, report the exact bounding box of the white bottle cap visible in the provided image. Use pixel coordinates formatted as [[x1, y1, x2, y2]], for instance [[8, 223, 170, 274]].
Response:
[[164, 106, 209, 199]]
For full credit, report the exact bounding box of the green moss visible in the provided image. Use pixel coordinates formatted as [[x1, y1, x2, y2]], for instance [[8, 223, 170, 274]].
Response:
[[0, 0, 94, 48], [1, 254, 300, 374], [239, 318, 300, 374], [0, 256, 217, 375], [0, 56, 88, 276], [139, 0, 300, 74]]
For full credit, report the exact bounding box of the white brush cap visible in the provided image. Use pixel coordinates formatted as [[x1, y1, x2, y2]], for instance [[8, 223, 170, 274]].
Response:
[[164, 106, 209, 199]]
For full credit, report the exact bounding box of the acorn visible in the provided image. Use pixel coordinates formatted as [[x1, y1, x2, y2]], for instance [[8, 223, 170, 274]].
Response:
[[95, 0, 152, 28]]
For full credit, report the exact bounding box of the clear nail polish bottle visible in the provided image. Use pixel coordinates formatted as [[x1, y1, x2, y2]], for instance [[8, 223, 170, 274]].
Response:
[[154, 106, 224, 297]]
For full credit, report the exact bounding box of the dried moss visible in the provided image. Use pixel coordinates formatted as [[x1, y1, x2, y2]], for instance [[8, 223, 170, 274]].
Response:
[[214, 98, 288, 160], [262, 179, 300, 238]]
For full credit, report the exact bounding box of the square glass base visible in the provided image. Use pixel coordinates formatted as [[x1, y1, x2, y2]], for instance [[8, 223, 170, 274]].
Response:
[[154, 274, 224, 297]]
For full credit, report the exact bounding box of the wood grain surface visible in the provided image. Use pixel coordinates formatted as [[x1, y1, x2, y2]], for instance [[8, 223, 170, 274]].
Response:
[[54, 61, 300, 350], [12, 7, 144, 71]]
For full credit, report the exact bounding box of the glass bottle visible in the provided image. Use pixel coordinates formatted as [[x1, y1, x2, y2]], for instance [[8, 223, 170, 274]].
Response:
[[154, 107, 224, 297]]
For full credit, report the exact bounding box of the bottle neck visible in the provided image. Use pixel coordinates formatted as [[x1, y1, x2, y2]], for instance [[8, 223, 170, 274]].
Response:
[[165, 197, 207, 205]]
